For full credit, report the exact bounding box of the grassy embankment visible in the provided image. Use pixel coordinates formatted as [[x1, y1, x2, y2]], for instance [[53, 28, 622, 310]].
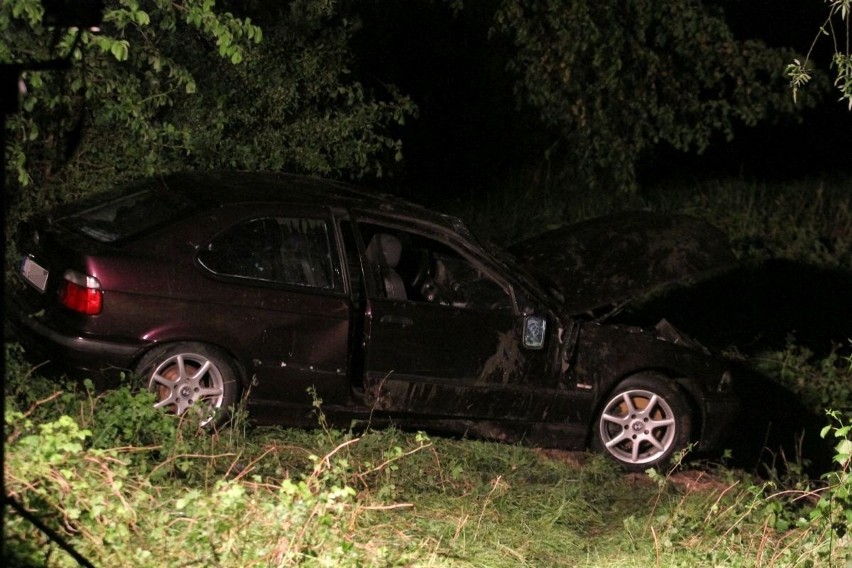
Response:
[[4, 176, 851, 567]]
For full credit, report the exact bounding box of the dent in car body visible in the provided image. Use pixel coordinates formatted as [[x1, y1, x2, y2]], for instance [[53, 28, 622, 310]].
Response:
[[363, 313, 556, 421]]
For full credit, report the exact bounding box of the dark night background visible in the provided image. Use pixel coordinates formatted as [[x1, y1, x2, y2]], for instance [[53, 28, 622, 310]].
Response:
[[352, 0, 852, 198]]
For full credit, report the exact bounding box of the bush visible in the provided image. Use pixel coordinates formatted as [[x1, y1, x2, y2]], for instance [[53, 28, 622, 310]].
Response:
[[3, 353, 432, 566]]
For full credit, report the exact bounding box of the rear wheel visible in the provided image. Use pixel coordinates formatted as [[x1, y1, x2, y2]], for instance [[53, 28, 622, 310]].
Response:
[[135, 343, 239, 429], [593, 374, 692, 470]]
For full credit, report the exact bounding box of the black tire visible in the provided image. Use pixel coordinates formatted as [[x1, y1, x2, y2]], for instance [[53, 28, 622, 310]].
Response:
[[592, 374, 692, 471], [135, 342, 239, 429]]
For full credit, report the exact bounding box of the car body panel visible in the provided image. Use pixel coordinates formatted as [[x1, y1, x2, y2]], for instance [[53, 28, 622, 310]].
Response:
[[363, 298, 558, 421]]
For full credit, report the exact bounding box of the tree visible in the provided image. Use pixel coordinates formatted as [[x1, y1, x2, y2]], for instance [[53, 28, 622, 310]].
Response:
[[787, 0, 851, 109], [174, 1, 416, 178], [2, 0, 256, 201], [1, 0, 415, 217], [490, 0, 814, 193]]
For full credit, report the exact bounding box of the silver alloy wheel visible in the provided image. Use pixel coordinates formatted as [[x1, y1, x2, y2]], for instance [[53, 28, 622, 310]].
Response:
[[598, 388, 678, 466], [148, 352, 225, 426]]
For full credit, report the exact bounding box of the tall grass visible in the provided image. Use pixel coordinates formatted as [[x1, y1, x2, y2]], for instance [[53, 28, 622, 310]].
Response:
[[446, 174, 851, 271], [4, 356, 850, 566], [646, 177, 852, 270]]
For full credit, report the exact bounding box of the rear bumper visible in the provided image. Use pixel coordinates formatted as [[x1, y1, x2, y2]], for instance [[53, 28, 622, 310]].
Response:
[[5, 291, 147, 380]]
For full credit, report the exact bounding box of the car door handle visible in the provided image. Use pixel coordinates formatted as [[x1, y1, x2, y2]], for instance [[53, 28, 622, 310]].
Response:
[[380, 315, 413, 327]]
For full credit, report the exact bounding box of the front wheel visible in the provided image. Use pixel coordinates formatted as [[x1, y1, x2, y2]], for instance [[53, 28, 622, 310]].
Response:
[[135, 343, 239, 429], [592, 374, 692, 470]]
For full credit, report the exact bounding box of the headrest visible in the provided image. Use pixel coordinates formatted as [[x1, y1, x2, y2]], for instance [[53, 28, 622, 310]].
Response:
[[365, 233, 402, 267]]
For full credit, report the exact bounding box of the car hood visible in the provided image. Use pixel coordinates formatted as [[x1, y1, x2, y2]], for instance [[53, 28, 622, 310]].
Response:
[[509, 211, 736, 316]]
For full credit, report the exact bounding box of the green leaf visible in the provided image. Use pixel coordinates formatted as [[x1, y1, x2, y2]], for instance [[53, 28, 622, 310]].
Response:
[[135, 10, 151, 26], [110, 40, 130, 61]]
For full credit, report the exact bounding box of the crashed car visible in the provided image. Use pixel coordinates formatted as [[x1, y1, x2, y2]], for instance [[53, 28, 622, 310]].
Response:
[[7, 171, 739, 470]]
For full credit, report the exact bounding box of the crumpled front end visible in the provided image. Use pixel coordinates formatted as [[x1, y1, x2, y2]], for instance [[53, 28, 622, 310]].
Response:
[[563, 320, 741, 456], [511, 211, 737, 316]]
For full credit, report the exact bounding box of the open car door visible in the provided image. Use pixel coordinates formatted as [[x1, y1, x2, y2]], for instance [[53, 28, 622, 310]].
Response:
[[352, 221, 555, 422]]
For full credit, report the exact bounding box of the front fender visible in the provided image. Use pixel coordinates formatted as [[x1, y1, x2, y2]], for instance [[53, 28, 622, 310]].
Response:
[[571, 322, 738, 451]]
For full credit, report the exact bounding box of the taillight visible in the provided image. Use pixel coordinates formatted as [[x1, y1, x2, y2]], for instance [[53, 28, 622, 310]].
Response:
[[58, 270, 103, 315]]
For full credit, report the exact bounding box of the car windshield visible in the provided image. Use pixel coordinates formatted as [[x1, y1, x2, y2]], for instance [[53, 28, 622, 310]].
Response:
[[57, 184, 196, 243], [481, 239, 558, 308]]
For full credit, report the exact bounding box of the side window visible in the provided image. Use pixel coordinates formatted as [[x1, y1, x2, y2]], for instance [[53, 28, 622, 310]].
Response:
[[199, 217, 340, 290], [359, 223, 514, 312]]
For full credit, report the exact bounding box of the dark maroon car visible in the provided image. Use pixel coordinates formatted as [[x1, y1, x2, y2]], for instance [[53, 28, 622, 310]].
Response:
[[7, 171, 740, 470]]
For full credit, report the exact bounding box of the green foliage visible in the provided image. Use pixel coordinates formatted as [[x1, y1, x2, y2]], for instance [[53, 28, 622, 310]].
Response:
[[3, 364, 419, 565], [490, 0, 814, 193], [2, 0, 260, 191], [4, 343, 76, 412], [85, 383, 178, 450], [810, 411, 852, 549], [658, 178, 852, 270], [450, 175, 852, 272], [177, 1, 417, 179], [631, 409, 852, 566], [786, 0, 852, 109], [5, 409, 146, 567], [2, 0, 415, 222], [6, 345, 852, 566], [4, 412, 370, 566], [751, 340, 852, 418]]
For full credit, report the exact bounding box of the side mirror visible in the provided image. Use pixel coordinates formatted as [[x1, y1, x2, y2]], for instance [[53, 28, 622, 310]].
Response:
[[522, 314, 547, 350]]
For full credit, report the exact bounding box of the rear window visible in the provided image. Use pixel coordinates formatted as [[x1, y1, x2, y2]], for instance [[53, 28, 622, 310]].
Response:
[[58, 187, 195, 243]]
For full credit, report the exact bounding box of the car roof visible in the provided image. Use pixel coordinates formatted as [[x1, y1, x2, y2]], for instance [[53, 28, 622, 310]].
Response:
[[156, 171, 468, 234]]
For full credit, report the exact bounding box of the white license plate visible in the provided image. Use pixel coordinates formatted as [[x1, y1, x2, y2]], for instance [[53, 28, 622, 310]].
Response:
[[20, 257, 49, 292]]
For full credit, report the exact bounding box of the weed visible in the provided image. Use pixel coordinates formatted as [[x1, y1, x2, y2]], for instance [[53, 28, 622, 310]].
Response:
[[751, 339, 852, 418]]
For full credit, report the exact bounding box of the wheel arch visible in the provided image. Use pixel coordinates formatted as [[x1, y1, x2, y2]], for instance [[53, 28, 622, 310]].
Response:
[[588, 367, 705, 449], [132, 338, 251, 390]]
